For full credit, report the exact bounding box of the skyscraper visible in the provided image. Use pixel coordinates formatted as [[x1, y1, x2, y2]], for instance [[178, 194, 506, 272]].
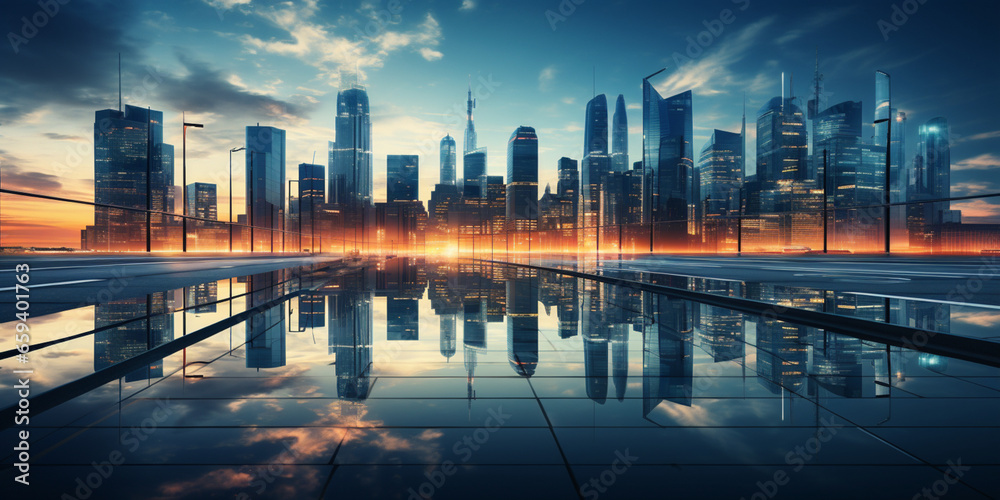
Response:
[[246, 125, 286, 251], [756, 96, 809, 187], [298, 163, 325, 250], [697, 130, 743, 251], [464, 81, 477, 156], [643, 85, 695, 249], [387, 155, 419, 203], [463, 149, 487, 198], [815, 101, 876, 249], [612, 94, 629, 173], [909, 117, 956, 249], [753, 95, 812, 249], [507, 126, 539, 250], [557, 157, 579, 246], [582, 94, 610, 250], [186, 182, 217, 222], [329, 85, 373, 208], [93, 105, 174, 251], [440, 134, 457, 185]]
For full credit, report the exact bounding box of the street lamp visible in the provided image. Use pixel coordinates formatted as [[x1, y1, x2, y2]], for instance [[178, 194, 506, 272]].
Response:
[[229, 146, 245, 252], [182, 114, 204, 253]]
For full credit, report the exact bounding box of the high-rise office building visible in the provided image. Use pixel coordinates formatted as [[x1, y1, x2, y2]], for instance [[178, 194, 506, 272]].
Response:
[[506, 126, 539, 246], [612, 94, 629, 173], [909, 117, 957, 249], [387, 155, 419, 203], [246, 125, 286, 250], [697, 130, 743, 251], [298, 163, 324, 250], [93, 105, 174, 251], [643, 85, 696, 249], [582, 95, 610, 249], [329, 85, 373, 208], [440, 134, 457, 185], [463, 149, 487, 198], [186, 182, 217, 223], [756, 96, 809, 186], [557, 157, 579, 245]]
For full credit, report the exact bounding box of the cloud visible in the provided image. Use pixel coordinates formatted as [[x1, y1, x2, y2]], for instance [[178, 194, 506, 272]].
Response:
[[236, 1, 444, 86], [420, 47, 444, 61], [953, 153, 1000, 171], [951, 181, 994, 196], [0, 163, 63, 192], [459, 0, 475, 11], [0, 0, 144, 124], [656, 17, 776, 97], [154, 52, 309, 123], [41, 133, 89, 143], [539, 66, 557, 91], [775, 6, 856, 45], [951, 199, 1000, 218], [955, 130, 1000, 144]]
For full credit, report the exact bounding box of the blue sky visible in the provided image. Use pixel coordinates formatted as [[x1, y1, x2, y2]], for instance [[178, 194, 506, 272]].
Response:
[[2, 0, 999, 217]]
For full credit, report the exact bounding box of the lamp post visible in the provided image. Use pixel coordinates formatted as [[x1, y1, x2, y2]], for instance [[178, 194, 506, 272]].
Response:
[[182, 115, 204, 253], [229, 146, 245, 253]]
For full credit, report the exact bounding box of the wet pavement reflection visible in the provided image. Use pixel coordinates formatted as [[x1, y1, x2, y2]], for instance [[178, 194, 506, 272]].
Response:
[[1, 258, 998, 499]]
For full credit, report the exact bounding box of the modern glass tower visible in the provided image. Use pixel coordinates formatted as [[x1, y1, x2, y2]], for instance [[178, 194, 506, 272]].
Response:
[[582, 94, 610, 249], [612, 94, 629, 173], [756, 97, 809, 187], [93, 105, 174, 251], [697, 130, 743, 251], [440, 134, 457, 185], [909, 117, 955, 249], [298, 163, 324, 250], [463, 149, 487, 198], [246, 126, 286, 251], [815, 101, 874, 248], [186, 182, 217, 222], [387, 155, 419, 203], [329, 85, 373, 208], [464, 82, 477, 156], [507, 126, 539, 249], [643, 85, 695, 250], [557, 157, 579, 245]]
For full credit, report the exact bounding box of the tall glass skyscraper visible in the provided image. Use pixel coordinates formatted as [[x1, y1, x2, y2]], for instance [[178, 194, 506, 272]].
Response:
[[612, 94, 629, 173], [815, 101, 874, 247], [756, 97, 809, 187], [643, 85, 695, 249], [329, 85, 373, 208], [298, 163, 324, 250], [464, 82, 477, 156], [909, 117, 955, 249], [582, 94, 610, 249], [246, 125, 286, 251], [387, 155, 419, 203], [507, 126, 539, 246], [463, 149, 487, 198], [440, 134, 457, 185], [697, 130, 743, 250], [186, 182, 217, 222], [93, 105, 174, 251]]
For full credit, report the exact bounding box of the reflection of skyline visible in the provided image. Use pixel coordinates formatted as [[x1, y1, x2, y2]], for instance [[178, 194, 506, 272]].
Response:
[[94, 290, 176, 382]]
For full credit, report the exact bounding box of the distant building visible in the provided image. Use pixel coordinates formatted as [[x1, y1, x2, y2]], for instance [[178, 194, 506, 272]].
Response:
[[186, 182, 217, 223], [582, 95, 610, 251], [246, 126, 286, 251], [387, 155, 419, 203], [463, 149, 487, 198], [611, 94, 629, 173], [697, 130, 743, 252], [506, 126, 538, 250], [643, 86, 696, 250], [440, 135, 457, 185]]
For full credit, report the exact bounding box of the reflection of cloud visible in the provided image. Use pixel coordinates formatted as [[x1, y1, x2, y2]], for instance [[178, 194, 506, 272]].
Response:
[[954, 130, 1000, 144], [953, 311, 1000, 327], [952, 182, 994, 196], [954, 153, 1000, 171]]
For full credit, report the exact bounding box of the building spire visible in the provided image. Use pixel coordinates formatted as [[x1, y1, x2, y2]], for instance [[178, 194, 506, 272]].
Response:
[[118, 53, 122, 112]]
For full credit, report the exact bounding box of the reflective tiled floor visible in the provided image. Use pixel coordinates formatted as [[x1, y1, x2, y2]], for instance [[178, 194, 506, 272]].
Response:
[[2, 258, 999, 499]]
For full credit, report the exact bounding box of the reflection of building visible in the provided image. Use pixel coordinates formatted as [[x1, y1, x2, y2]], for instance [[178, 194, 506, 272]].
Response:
[[298, 291, 326, 329], [90, 105, 174, 251], [643, 292, 693, 415], [506, 270, 538, 377], [387, 297, 419, 341], [326, 268, 374, 400], [245, 271, 286, 369], [187, 281, 218, 314], [581, 280, 609, 403], [94, 291, 175, 381]]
